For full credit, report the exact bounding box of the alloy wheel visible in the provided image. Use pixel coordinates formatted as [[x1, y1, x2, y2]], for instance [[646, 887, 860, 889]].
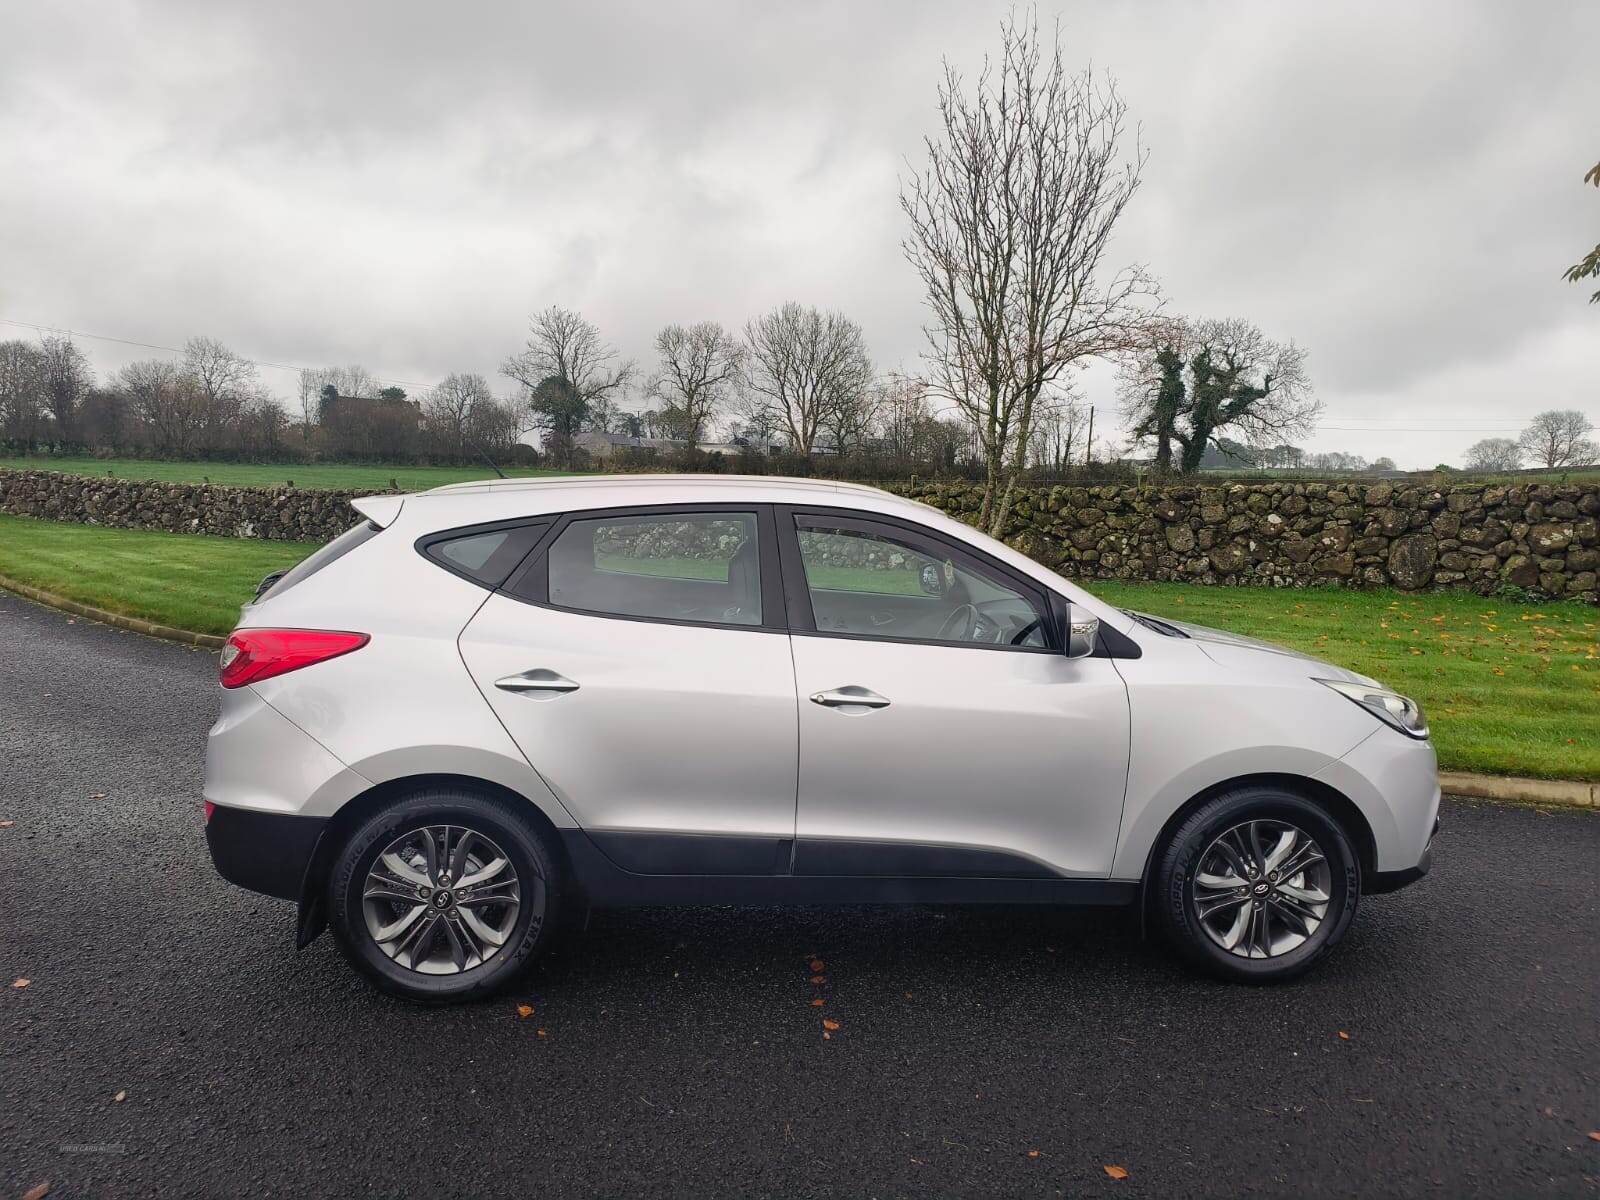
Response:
[[1191, 819, 1332, 959], [362, 825, 524, 975]]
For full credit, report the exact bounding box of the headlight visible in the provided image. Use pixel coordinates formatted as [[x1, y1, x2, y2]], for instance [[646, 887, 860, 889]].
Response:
[[1315, 679, 1429, 739]]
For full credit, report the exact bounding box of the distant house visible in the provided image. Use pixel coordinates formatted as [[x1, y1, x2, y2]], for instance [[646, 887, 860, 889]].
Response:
[[574, 431, 785, 460], [574, 432, 684, 460]]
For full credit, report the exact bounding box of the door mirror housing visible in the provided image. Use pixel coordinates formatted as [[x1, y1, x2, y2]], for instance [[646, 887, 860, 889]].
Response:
[[1066, 612, 1100, 659], [1049, 593, 1099, 659]]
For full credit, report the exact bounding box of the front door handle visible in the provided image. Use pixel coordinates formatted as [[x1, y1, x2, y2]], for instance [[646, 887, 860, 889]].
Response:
[[495, 668, 580, 696], [810, 686, 890, 710]]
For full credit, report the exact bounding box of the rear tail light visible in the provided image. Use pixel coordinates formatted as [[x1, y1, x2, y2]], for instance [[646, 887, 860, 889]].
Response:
[[204, 800, 216, 824], [219, 629, 369, 689]]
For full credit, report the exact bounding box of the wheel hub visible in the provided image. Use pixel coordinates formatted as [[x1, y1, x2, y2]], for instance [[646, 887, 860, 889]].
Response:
[[360, 824, 524, 976], [1191, 819, 1332, 960]]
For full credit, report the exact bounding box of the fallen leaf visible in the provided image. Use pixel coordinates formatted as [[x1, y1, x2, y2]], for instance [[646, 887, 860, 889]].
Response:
[[113, 1091, 126, 1103], [809, 975, 826, 985], [822, 1032, 831, 1040], [0, 819, 14, 828], [1027, 1149, 1041, 1158], [516, 1004, 534, 1019], [89, 792, 107, 800], [810, 998, 825, 1007], [1337, 1031, 1351, 1040], [822, 1018, 840, 1031], [809, 959, 825, 972], [12, 978, 29, 989], [23, 1184, 50, 1200], [536, 1029, 548, 1038], [1104, 1165, 1129, 1180], [1587, 1131, 1600, 1142]]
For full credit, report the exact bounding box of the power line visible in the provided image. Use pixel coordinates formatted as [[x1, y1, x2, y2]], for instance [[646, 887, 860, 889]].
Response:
[[0, 316, 441, 393]]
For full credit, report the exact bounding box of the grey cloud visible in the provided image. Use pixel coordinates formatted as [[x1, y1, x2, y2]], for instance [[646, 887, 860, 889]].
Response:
[[0, 0, 1594, 468]]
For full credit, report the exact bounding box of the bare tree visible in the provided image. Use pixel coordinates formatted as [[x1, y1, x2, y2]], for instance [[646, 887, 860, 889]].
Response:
[[38, 334, 92, 448], [1120, 316, 1319, 473], [1518, 409, 1598, 468], [118, 359, 205, 455], [1463, 438, 1523, 472], [1562, 161, 1599, 304], [742, 303, 872, 457], [0, 340, 45, 451], [502, 307, 634, 467], [1028, 386, 1088, 472], [423, 373, 495, 456], [645, 322, 745, 450], [901, 12, 1152, 532], [183, 337, 258, 452]]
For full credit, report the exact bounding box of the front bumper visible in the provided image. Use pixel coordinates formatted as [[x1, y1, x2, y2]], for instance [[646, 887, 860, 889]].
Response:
[[1367, 814, 1439, 894], [206, 803, 327, 902]]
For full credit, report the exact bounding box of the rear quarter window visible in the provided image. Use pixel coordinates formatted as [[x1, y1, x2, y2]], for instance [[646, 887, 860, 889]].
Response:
[[418, 521, 551, 589]]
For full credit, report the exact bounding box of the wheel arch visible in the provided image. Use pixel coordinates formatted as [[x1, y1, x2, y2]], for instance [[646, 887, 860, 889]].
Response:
[[1136, 772, 1377, 930], [295, 772, 571, 949]]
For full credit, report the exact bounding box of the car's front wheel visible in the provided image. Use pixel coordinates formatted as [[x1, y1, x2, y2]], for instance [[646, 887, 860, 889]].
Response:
[[1154, 787, 1360, 983], [328, 788, 560, 1003]]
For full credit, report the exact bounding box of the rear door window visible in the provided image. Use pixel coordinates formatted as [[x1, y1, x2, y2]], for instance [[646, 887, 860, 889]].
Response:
[[543, 511, 763, 626]]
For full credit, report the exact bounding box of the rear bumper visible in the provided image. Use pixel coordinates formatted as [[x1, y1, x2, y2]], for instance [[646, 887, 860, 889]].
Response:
[[206, 804, 327, 901]]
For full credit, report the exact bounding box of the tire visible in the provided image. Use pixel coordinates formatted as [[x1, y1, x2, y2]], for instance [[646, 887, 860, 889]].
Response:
[[328, 787, 561, 1004], [1153, 786, 1360, 984]]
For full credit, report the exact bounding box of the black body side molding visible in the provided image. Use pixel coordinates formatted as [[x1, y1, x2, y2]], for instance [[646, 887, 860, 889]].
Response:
[[561, 830, 1138, 908]]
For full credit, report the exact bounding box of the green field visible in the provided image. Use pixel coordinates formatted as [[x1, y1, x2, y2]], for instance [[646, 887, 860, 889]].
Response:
[[0, 455, 572, 492], [1, 513, 1595, 780]]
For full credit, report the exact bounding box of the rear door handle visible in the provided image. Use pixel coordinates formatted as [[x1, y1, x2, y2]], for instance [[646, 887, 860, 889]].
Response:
[[810, 686, 890, 710], [495, 669, 580, 696]]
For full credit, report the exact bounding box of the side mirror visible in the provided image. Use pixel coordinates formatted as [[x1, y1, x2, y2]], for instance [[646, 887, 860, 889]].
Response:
[[1050, 593, 1098, 659], [918, 563, 945, 596], [1067, 612, 1100, 659]]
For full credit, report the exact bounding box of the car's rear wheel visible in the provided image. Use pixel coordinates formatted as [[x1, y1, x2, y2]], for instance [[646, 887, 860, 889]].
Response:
[[1154, 787, 1360, 983], [328, 788, 560, 1003]]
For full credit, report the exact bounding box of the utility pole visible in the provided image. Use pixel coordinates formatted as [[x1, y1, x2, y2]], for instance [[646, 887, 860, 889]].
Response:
[[1085, 405, 1095, 466]]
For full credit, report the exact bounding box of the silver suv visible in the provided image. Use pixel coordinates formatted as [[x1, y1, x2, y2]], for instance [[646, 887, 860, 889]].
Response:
[[205, 476, 1438, 1002]]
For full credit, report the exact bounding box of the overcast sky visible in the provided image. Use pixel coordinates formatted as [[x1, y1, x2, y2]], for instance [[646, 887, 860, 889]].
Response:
[[1, 0, 1595, 468]]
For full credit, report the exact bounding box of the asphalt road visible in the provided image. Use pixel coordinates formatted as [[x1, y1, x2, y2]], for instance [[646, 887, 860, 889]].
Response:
[[1, 588, 1597, 1199]]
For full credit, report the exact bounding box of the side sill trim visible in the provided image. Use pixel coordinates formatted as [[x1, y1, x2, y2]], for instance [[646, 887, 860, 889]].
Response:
[[561, 830, 1135, 908]]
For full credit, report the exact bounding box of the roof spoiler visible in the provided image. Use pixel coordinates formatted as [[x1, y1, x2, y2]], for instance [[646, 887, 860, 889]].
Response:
[[352, 495, 405, 528]]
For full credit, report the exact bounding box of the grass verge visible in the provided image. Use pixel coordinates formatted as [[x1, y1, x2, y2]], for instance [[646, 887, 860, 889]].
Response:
[[1, 514, 1594, 779], [0, 455, 572, 492], [0, 515, 313, 636]]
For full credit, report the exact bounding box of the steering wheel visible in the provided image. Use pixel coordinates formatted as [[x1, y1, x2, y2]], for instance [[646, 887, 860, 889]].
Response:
[[1009, 616, 1043, 646], [936, 603, 980, 642]]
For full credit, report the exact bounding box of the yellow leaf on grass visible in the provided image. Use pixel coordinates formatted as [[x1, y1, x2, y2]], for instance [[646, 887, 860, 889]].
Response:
[[516, 1005, 534, 1019], [1104, 1165, 1129, 1180]]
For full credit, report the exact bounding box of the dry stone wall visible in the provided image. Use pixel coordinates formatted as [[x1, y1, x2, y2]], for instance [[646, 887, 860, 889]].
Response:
[[888, 479, 1600, 602], [2, 467, 1597, 601]]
